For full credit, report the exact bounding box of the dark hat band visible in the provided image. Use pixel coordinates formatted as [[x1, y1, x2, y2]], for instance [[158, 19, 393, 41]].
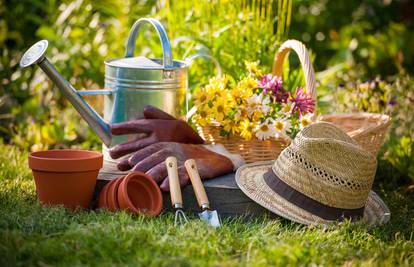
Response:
[[263, 169, 365, 222]]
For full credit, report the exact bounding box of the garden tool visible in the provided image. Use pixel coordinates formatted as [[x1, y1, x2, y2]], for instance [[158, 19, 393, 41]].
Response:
[[184, 159, 221, 228], [19, 17, 221, 163], [166, 156, 188, 225]]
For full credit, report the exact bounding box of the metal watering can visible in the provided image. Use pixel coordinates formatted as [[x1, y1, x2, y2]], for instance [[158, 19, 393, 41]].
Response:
[[20, 18, 220, 161]]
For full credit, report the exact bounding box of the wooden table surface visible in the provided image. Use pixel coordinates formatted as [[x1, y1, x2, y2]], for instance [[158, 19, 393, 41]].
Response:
[[93, 161, 274, 218]]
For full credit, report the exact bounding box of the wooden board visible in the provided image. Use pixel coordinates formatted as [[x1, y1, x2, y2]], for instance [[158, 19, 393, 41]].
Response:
[[93, 161, 274, 218]]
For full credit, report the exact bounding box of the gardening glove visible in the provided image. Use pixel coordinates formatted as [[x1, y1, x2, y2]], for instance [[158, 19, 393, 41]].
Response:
[[116, 142, 244, 191], [109, 105, 204, 159]]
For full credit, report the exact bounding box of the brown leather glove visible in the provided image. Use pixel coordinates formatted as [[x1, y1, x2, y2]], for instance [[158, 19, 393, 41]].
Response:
[[109, 105, 204, 159], [117, 142, 234, 191]]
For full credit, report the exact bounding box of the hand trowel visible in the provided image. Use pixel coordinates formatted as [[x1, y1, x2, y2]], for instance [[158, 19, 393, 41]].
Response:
[[184, 159, 221, 228]]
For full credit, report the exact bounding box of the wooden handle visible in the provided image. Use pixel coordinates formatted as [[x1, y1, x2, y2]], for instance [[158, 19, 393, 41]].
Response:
[[184, 159, 209, 209], [166, 157, 183, 207], [272, 39, 317, 112]]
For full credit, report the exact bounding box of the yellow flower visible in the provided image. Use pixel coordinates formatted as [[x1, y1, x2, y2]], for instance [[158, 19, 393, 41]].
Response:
[[235, 106, 249, 121], [239, 119, 255, 140], [232, 86, 252, 105], [193, 88, 210, 107], [238, 77, 258, 91], [210, 98, 231, 122], [192, 107, 211, 126], [245, 61, 263, 76], [206, 75, 230, 98], [222, 119, 239, 135], [207, 76, 221, 88], [251, 111, 262, 122], [206, 84, 226, 100]]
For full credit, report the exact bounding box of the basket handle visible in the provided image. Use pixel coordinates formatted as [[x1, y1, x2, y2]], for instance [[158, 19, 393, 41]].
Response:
[[272, 39, 317, 111]]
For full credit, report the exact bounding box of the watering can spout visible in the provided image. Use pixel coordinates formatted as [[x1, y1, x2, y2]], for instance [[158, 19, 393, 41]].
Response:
[[20, 40, 112, 147]]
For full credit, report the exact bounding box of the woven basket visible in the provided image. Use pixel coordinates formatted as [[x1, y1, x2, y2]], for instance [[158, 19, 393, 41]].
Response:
[[196, 123, 290, 163], [320, 113, 391, 156], [197, 39, 390, 162]]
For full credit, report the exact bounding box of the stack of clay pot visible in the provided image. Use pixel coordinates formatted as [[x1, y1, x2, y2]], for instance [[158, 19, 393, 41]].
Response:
[[98, 172, 163, 216]]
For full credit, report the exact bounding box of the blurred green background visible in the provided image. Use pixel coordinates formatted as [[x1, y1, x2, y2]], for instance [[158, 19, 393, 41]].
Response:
[[0, 0, 413, 185]]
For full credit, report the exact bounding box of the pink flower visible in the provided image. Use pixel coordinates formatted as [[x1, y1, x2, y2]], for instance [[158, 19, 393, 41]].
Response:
[[258, 74, 288, 102], [291, 87, 315, 114], [274, 89, 290, 103], [259, 74, 282, 93]]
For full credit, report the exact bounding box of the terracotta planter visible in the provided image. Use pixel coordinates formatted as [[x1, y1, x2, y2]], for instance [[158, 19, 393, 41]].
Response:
[[98, 178, 115, 210], [117, 172, 163, 216], [28, 149, 103, 209], [97, 172, 162, 216], [107, 177, 122, 211]]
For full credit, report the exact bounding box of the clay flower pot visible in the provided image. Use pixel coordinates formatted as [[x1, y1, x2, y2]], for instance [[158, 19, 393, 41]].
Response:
[[97, 178, 115, 210], [28, 149, 103, 209], [117, 172, 163, 216], [106, 177, 123, 211]]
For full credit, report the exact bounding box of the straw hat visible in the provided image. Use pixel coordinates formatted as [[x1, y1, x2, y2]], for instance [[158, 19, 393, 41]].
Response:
[[236, 122, 390, 225]]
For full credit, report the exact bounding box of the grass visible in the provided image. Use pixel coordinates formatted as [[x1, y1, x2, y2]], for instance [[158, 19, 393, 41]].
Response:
[[0, 143, 413, 266]]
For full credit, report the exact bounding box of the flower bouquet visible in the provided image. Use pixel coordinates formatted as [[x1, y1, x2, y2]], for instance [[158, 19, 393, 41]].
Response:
[[192, 61, 316, 163], [193, 39, 391, 162]]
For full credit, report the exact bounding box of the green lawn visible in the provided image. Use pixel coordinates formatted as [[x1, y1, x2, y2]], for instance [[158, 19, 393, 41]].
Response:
[[1, 143, 413, 266]]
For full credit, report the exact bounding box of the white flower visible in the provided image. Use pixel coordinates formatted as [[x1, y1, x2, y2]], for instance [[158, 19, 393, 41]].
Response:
[[246, 94, 262, 115], [299, 113, 314, 129], [273, 118, 291, 138], [255, 120, 276, 140], [247, 93, 271, 116], [261, 94, 271, 114], [281, 101, 294, 117]]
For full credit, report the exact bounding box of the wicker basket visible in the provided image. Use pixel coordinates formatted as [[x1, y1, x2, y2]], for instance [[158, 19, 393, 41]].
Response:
[[196, 123, 290, 163], [197, 39, 391, 162], [320, 113, 391, 156]]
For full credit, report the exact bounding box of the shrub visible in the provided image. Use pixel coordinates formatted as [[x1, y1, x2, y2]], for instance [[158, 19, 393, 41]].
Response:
[[330, 71, 414, 183]]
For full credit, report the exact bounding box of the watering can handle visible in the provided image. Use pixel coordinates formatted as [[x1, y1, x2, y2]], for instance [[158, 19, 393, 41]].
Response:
[[184, 53, 222, 119], [125, 18, 174, 69], [185, 54, 222, 78]]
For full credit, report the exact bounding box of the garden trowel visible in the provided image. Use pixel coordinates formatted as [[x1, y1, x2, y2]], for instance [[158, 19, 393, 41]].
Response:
[[184, 159, 221, 228]]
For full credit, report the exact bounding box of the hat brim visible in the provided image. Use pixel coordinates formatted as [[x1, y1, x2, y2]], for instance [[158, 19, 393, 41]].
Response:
[[236, 161, 391, 226]]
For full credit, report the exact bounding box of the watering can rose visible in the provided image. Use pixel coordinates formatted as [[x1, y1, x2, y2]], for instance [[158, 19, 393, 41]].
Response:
[[192, 62, 315, 140]]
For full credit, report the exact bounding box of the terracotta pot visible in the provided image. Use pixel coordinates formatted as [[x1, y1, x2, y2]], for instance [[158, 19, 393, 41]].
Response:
[[28, 149, 103, 209], [117, 172, 162, 216], [97, 178, 115, 210], [106, 177, 122, 211]]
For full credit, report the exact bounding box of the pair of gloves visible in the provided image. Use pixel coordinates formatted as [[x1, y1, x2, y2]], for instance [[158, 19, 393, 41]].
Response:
[[109, 105, 243, 191]]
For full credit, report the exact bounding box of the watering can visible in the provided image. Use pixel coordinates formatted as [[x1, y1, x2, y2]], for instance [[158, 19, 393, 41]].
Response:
[[20, 18, 220, 162]]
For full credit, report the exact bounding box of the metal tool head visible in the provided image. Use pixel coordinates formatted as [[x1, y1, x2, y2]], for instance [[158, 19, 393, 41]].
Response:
[[20, 40, 48, 68], [174, 209, 188, 225], [198, 209, 221, 228]]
